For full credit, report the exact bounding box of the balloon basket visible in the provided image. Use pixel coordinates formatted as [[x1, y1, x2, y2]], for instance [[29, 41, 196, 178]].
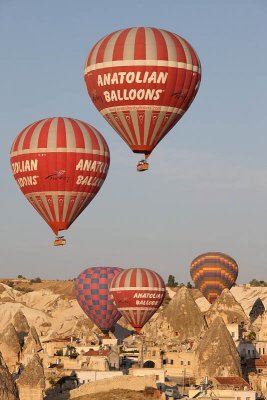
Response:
[[137, 160, 149, 172], [53, 236, 66, 246]]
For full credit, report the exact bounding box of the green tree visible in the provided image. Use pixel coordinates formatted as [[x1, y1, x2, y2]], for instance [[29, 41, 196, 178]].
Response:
[[65, 345, 78, 359], [247, 331, 256, 341], [249, 279, 267, 287], [167, 275, 178, 287], [30, 277, 42, 283], [186, 281, 193, 288]]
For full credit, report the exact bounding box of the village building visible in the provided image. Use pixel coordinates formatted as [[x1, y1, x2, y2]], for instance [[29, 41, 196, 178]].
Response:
[[188, 376, 256, 400]]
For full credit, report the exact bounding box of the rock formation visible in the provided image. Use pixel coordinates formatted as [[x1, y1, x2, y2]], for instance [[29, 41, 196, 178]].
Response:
[[205, 289, 250, 327], [164, 286, 207, 341], [17, 353, 45, 400], [21, 326, 42, 365], [249, 298, 266, 327], [0, 351, 19, 400], [195, 316, 242, 379], [13, 310, 30, 346], [0, 323, 21, 373]]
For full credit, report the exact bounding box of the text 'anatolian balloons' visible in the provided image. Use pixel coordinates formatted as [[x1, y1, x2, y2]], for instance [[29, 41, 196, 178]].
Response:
[[190, 252, 239, 303], [10, 117, 110, 236], [109, 267, 166, 332], [84, 27, 201, 160]]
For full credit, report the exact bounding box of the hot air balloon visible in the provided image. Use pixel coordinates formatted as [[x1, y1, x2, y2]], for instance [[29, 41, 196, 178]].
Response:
[[10, 117, 110, 245], [190, 252, 239, 303], [75, 266, 123, 334], [109, 267, 166, 332], [84, 27, 201, 171]]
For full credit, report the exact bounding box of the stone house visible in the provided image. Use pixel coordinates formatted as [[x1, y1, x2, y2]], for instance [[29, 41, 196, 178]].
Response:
[[162, 350, 195, 380], [42, 336, 78, 356], [188, 376, 255, 400]]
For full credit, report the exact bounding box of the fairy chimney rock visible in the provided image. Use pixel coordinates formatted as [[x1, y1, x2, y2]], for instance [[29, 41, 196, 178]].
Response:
[[0, 351, 19, 400], [17, 353, 45, 400], [0, 323, 21, 373], [205, 288, 249, 327], [21, 326, 42, 364], [164, 286, 207, 341], [13, 310, 30, 334], [13, 310, 30, 346], [195, 316, 242, 379]]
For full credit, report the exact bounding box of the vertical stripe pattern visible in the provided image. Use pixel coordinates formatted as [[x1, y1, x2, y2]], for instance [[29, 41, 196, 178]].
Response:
[[84, 27, 201, 156], [109, 267, 166, 332], [75, 266, 122, 333], [10, 117, 110, 235], [190, 252, 239, 304]]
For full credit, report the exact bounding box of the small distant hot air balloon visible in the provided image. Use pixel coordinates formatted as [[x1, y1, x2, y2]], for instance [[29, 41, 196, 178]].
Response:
[[190, 252, 239, 303], [84, 27, 201, 171], [75, 266, 123, 334], [109, 267, 166, 332], [10, 117, 110, 245]]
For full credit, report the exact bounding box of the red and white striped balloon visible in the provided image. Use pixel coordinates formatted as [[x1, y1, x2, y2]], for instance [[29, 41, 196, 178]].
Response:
[[109, 267, 166, 332], [84, 27, 201, 159], [10, 117, 110, 235]]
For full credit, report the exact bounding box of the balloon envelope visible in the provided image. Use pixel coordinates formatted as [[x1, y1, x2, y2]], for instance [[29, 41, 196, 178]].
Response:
[[75, 266, 123, 333], [10, 117, 110, 235], [109, 267, 166, 332], [84, 27, 201, 158], [190, 252, 239, 303]]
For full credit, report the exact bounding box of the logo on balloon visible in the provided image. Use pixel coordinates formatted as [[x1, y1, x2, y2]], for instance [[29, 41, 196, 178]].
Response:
[[45, 169, 70, 182]]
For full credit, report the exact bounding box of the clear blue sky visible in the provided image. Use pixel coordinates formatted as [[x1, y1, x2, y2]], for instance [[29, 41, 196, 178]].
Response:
[[1, 0, 267, 283]]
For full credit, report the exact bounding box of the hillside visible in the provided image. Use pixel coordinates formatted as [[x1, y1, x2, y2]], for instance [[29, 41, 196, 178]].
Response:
[[0, 279, 75, 300]]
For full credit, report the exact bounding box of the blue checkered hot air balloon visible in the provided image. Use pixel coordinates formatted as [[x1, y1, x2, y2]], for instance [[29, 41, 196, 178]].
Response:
[[75, 266, 123, 334]]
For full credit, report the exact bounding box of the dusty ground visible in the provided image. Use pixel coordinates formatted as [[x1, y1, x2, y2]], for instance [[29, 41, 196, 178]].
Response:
[[75, 389, 158, 400]]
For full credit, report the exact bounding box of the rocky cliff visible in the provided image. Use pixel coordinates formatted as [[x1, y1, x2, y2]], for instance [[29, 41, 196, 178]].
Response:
[[205, 289, 250, 327], [195, 316, 242, 379]]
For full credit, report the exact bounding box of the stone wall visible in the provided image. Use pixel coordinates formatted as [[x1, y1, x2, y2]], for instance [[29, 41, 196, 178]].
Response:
[[18, 386, 44, 400], [69, 374, 157, 398]]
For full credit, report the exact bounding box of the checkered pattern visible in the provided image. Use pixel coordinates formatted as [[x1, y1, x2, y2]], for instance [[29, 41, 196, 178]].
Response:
[[75, 266, 122, 333]]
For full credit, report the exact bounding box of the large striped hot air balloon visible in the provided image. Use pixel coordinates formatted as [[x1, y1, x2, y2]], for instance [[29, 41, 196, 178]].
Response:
[[190, 252, 239, 303], [84, 27, 201, 171], [10, 117, 110, 244], [75, 267, 123, 334], [109, 267, 166, 332]]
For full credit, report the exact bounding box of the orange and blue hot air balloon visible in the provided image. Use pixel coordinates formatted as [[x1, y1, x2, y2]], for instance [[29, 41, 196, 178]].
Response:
[[190, 252, 239, 304], [75, 267, 123, 334], [84, 27, 201, 170]]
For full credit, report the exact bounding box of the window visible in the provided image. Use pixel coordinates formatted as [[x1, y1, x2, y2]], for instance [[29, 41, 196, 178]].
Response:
[[246, 397, 251, 400], [237, 397, 241, 400], [170, 360, 174, 365], [181, 361, 184, 365], [263, 348, 265, 355], [156, 375, 159, 380], [259, 348, 261, 355], [152, 351, 156, 356], [248, 350, 251, 355], [231, 332, 235, 337], [188, 361, 191, 365]]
